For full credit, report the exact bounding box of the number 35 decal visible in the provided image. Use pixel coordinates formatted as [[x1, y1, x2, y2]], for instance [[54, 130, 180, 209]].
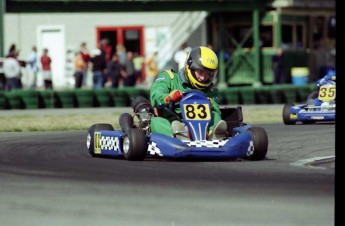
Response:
[[183, 104, 211, 120], [318, 86, 336, 102]]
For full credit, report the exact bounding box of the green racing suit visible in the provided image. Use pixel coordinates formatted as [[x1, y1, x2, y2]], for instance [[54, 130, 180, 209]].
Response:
[[149, 69, 222, 137]]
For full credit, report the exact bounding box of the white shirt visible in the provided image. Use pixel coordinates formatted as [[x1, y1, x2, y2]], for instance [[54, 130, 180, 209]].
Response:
[[26, 51, 38, 73], [3, 58, 21, 78], [174, 46, 192, 71]]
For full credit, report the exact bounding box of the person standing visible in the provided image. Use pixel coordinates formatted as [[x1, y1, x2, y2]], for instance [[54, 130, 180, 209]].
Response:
[[26, 46, 39, 89], [133, 52, 144, 83], [3, 51, 22, 91], [145, 51, 159, 88], [116, 44, 127, 66], [80, 42, 90, 87], [106, 53, 126, 88], [123, 51, 136, 87], [90, 44, 107, 90], [272, 48, 284, 84], [7, 44, 17, 58], [173, 42, 191, 71], [40, 48, 53, 89], [73, 52, 86, 88]]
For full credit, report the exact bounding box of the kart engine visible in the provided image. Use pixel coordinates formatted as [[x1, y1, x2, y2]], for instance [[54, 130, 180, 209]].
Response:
[[320, 101, 335, 111], [131, 96, 155, 134]]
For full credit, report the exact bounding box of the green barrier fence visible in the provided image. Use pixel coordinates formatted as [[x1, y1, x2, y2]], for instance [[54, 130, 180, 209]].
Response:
[[0, 85, 315, 110], [38, 90, 56, 108], [18, 90, 40, 109], [94, 89, 113, 107], [75, 89, 94, 108], [0, 91, 6, 109], [55, 90, 75, 108], [110, 89, 129, 107], [4, 91, 24, 109], [221, 87, 240, 105]]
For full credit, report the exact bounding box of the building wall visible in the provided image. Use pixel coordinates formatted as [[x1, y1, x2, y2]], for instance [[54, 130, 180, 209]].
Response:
[[4, 12, 207, 88]]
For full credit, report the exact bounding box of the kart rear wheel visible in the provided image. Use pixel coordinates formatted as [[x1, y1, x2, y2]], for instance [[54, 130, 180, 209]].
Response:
[[122, 128, 147, 161], [87, 123, 114, 157], [282, 104, 295, 125], [247, 127, 268, 161]]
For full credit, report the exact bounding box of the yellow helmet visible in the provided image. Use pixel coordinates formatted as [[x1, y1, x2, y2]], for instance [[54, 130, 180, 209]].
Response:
[[184, 46, 218, 90]]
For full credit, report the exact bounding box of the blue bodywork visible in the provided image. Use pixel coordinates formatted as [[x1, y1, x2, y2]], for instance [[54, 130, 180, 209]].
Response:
[[283, 70, 336, 124], [90, 90, 260, 160], [287, 104, 336, 123], [92, 124, 255, 159]]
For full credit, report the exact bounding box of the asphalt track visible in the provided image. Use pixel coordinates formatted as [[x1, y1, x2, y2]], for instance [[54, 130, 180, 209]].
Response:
[[0, 108, 335, 226]]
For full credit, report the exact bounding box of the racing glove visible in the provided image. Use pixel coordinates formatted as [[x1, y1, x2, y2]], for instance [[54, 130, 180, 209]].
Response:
[[164, 90, 183, 104]]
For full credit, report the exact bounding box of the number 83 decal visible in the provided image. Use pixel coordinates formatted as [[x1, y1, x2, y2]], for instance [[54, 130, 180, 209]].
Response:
[[183, 104, 211, 120]]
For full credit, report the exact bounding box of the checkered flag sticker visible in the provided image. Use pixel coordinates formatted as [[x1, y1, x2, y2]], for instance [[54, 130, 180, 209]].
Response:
[[147, 138, 229, 156], [148, 142, 163, 156], [185, 139, 229, 148], [100, 136, 120, 151]]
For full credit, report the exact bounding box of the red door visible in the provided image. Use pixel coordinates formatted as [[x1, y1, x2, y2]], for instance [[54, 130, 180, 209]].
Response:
[[96, 26, 145, 81]]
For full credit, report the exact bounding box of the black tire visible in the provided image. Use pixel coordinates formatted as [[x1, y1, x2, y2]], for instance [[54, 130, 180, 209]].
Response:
[[247, 127, 268, 161], [87, 123, 114, 157], [282, 104, 295, 125], [122, 128, 147, 161], [307, 91, 318, 102], [119, 113, 134, 132]]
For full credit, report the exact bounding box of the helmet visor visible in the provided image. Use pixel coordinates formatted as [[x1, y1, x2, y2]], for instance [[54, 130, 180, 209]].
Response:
[[191, 68, 218, 84]]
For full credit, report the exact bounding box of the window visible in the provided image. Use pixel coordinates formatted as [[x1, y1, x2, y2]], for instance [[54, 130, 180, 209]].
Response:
[[226, 25, 273, 48]]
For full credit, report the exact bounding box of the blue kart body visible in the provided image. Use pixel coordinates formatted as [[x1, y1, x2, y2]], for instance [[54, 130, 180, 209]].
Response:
[[284, 103, 335, 124], [283, 71, 336, 125], [90, 124, 255, 159], [87, 90, 268, 161]]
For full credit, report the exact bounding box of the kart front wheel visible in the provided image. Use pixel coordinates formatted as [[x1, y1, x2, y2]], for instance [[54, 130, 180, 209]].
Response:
[[87, 123, 114, 157], [119, 113, 134, 132], [282, 104, 295, 125], [122, 128, 147, 161], [247, 127, 268, 161]]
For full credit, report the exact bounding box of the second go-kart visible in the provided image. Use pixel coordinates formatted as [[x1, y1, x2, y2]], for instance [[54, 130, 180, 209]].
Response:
[[282, 69, 336, 125], [87, 90, 268, 161]]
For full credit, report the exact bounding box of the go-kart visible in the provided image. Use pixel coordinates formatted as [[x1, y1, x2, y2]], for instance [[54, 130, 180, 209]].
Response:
[[87, 90, 268, 161], [282, 71, 336, 125]]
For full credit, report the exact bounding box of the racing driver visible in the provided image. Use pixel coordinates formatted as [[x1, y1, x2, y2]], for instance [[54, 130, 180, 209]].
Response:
[[149, 46, 227, 140]]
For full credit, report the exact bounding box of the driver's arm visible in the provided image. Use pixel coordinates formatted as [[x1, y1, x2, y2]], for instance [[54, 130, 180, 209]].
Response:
[[150, 71, 173, 108]]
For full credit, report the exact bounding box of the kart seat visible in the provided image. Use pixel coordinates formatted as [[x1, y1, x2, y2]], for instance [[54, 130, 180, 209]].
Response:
[[220, 106, 244, 133]]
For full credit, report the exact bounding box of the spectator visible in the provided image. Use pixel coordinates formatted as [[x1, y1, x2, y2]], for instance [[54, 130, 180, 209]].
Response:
[[123, 51, 136, 87], [90, 44, 107, 90], [26, 46, 38, 89], [174, 42, 191, 71], [40, 48, 53, 89], [145, 51, 159, 88], [106, 53, 126, 88], [133, 52, 144, 83], [80, 42, 90, 87], [73, 52, 86, 88], [3, 51, 22, 91], [100, 38, 113, 63], [7, 44, 17, 58], [116, 44, 127, 66], [272, 48, 285, 84]]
